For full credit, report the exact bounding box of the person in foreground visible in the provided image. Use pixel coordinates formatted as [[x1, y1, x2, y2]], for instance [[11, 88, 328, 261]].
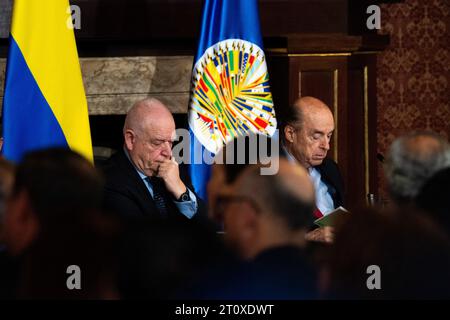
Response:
[[184, 158, 320, 299], [384, 131, 450, 206], [1, 148, 119, 299]]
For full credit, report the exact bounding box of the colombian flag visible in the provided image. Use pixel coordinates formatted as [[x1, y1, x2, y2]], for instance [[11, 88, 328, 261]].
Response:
[[2, 0, 93, 163]]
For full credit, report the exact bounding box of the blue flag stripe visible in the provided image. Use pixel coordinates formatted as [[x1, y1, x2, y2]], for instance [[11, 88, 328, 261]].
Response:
[[2, 36, 68, 162], [189, 130, 211, 199], [195, 0, 264, 61]]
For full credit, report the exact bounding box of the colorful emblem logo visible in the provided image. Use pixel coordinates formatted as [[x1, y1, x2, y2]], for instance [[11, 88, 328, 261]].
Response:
[[189, 39, 277, 154]]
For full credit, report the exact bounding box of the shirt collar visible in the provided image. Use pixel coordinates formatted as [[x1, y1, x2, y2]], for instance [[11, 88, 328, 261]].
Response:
[[123, 147, 147, 181], [283, 146, 315, 174], [282, 145, 298, 165]]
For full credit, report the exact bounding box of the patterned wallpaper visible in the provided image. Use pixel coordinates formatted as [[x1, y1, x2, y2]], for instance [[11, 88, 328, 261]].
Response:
[[377, 0, 450, 196]]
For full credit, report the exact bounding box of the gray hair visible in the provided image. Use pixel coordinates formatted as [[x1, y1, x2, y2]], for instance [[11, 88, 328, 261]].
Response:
[[385, 131, 450, 203]]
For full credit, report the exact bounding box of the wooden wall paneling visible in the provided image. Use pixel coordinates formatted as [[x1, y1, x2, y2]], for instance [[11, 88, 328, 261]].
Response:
[[289, 55, 349, 162], [266, 55, 290, 126], [288, 55, 350, 204], [347, 60, 366, 209], [347, 53, 379, 209]]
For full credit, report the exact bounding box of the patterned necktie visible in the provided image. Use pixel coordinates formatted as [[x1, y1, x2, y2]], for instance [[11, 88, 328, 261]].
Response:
[[145, 177, 168, 218]]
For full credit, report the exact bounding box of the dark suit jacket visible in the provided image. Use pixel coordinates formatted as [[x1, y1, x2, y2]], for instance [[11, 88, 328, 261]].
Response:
[[101, 149, 205, 221], [315, 157, 345, 209]]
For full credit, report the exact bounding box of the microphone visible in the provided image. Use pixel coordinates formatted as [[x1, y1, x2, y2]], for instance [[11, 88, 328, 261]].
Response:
[[376, 153, 385, 163]]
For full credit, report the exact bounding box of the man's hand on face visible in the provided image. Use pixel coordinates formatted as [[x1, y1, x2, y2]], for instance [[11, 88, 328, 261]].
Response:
[[156, 158, 187, 199]]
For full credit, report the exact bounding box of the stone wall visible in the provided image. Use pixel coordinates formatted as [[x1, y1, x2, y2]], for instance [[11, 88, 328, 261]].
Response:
[[0, 56, 194, 114]]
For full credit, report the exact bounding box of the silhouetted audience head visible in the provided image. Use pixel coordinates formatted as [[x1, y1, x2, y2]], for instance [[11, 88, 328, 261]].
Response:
[[185, 158, 319, 300], [1, 148, 120, 299], [384, 131, 450, 205], [216, 158, 315, 260], [416, 167, 450, 236], [324, 207, 450, 299], [208, 133, 280, 223], [3, 148, 105, 255]]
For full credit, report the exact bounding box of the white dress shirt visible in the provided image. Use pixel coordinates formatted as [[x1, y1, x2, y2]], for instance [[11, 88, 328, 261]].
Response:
[[308, 166, 335, 215], [284, 147, 335, 215]]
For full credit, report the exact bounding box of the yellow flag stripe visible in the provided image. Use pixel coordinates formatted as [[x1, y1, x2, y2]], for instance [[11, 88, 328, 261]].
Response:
[[11, 0, 93, 162]]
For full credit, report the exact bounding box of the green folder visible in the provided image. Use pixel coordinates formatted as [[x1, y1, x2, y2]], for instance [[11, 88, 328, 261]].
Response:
[[314, 206, 349, 227]]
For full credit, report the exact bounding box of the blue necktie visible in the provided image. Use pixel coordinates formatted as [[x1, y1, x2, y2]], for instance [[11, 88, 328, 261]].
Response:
[[145, 177, 168, 218]]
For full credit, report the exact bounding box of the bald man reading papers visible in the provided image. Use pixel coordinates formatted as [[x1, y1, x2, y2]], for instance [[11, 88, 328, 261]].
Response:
[[281, 96, 345, 218]]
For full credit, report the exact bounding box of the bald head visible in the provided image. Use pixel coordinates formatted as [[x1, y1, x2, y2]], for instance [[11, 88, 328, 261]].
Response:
[[235, 159, 315, 230], [283, 96, 335, 168], [385, 131, 450, 203], [124, 98, 174, 136], [292, 96, 334, 131]]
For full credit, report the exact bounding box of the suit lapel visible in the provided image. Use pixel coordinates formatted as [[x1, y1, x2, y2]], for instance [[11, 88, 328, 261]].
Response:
[[116, 150, 160, 215]]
